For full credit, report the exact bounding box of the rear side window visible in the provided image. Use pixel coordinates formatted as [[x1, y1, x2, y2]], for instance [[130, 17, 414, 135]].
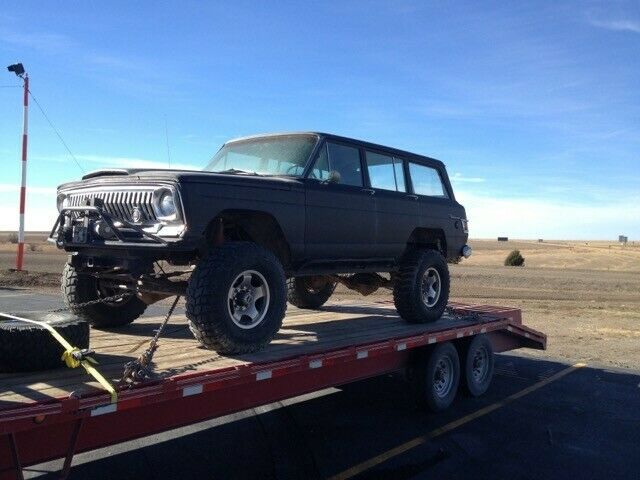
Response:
[[365, 151, 406, 192], [409, 163, 448, 198], [313, 142, 363, 187]]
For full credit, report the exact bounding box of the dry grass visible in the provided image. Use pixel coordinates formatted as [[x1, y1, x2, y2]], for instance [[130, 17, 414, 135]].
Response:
[[464, 239, 640, 272]]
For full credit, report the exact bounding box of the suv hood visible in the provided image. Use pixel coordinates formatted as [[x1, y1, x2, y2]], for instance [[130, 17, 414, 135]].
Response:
[[59, 168, 302, 191]]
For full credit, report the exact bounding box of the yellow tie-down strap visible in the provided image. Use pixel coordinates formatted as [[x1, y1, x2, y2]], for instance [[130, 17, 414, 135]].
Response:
[[1, 312, 117, 404]]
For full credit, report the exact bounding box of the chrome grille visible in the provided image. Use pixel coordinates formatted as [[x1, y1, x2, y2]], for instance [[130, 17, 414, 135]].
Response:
[[67, 189, 157, 223]]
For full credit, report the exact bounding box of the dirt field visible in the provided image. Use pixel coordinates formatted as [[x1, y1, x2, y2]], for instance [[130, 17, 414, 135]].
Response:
[[1, 235, 639, 369]]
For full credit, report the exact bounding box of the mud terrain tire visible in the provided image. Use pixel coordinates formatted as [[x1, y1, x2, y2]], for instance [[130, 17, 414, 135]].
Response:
[[62, 264, 147, 328], [0, 313, 89, 372], [393, 249, 450, 323], [186, 242, 287, 354]]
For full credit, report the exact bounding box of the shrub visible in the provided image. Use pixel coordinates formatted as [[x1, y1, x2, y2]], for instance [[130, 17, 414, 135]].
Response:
[[504, 249, 525, 267], [7, 232, 18, 244], [28, 243, 39, 252]]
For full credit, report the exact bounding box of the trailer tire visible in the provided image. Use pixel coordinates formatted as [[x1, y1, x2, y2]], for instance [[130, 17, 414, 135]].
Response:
[[186, 242, 287, 354], [0, 313, 89, 372], [461, 334, 494, 397], [393, 249, 449, 323], [62, 264, 147, 328], [287, 276, 336, 309], [412, 342, 460, 412]]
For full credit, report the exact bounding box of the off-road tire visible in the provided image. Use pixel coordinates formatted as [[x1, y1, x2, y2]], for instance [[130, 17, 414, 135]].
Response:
[[186, 242, 287, 354], [460, 334, 494, 397], [412, 342, 460, 412], [62, 264, 147, 328], [393, 249, 450, 323], [0, 313, 89, 372], [287, 276, 336, 309]]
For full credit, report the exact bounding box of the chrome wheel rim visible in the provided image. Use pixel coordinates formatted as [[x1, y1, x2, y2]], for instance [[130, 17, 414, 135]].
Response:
[[471, 346, 489, 383], [227, 270, 270, 329], [433, 356, 454, 398], [421, 267, 441, 308]]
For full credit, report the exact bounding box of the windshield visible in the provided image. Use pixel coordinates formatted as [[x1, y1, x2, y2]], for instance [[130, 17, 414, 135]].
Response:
[[204, 134, 318, 176]]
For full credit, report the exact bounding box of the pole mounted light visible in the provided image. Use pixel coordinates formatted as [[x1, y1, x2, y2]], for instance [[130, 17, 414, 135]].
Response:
[[7, 62, 29, 271]]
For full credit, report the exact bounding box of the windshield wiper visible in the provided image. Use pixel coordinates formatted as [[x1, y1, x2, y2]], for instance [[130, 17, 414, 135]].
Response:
[[215, 168, 263, 176]]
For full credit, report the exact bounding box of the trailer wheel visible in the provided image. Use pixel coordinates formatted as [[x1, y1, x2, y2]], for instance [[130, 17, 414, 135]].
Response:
[[286, 276, 336, 309], [186, 242, 287, 354], [393, 249, 450, 323], [0, 313, 89, 373], [412, 342, 460, 412], [461, 334, 494, 397], [62, 264, 147, 328]]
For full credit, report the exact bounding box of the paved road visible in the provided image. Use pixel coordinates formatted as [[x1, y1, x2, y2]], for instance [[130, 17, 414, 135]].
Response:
[[2, 288, 639, 480]]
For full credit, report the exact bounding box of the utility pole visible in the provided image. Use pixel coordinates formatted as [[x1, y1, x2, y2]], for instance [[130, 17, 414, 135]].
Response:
[[7, 63, 28, 271]]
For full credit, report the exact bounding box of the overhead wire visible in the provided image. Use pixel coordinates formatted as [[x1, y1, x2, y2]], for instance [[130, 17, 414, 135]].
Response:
[[27, 89, 86, 174]]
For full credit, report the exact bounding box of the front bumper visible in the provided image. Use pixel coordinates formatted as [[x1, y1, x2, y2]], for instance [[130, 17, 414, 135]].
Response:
[[49, 205, 195, 255]]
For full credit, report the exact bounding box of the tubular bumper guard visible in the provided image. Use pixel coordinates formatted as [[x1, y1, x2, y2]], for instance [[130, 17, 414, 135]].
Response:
[[49, 204, 170, 249]]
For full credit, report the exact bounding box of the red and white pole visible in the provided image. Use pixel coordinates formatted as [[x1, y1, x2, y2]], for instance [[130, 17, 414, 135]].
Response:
[[16, 74, 28, 271]]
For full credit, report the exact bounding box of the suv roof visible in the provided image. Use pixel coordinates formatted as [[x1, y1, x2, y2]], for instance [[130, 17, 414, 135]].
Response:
[[225, 132, 446, 169]]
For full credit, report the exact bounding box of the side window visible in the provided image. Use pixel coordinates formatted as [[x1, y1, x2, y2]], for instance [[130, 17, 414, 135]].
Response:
[[325, 142, 363, 187], [409, 163, 448, 198], [365, 151, 406, 192]]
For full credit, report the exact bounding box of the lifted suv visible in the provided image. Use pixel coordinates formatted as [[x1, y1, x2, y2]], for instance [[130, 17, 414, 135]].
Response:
[[51, 132, 471, 353]]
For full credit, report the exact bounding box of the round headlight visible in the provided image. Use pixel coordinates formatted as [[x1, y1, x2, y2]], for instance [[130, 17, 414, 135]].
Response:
[[56, 194, 69, 212], [158, 191, 176, 217]]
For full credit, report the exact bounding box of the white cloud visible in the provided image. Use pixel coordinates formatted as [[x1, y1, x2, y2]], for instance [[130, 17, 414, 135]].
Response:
[[450, 173, 485, 183], [456, 190, 640, 240], [76, 155, 201, 171], [0, 184, 56, 194], [0, 193, 57, 231], [1, 186, 637, 240], [31, 154, 201, 171], [0, 29, 74, 54], [588, 18, 640, 34]]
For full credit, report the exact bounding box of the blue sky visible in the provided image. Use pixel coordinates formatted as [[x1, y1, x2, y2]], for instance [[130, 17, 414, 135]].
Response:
[[1, 1, 638, 239]]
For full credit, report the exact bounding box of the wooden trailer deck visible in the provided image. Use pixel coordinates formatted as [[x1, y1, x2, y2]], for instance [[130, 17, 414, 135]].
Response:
[[0, 300, 533, 411]]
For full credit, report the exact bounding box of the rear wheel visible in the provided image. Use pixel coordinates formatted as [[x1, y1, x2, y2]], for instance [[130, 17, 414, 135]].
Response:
[[62, 264, 147, 328], [393, 249, 450, 323], [186, 242, 287, 354], [461, 334, 494, 397], [412, 342, 460, 412], [287, 276, 336, 309]]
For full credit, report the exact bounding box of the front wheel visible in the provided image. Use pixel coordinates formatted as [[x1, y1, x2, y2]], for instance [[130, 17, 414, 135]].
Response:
[[393, 249, 450, 323], [186, 242, 287, 354], [62, 264, 147, 328]]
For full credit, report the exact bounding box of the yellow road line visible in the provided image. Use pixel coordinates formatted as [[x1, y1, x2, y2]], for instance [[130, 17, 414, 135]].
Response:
[[329, 362, 587, 480]]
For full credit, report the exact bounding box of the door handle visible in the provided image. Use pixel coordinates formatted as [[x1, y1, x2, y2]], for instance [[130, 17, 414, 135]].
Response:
[[362, 188, 375, 195]]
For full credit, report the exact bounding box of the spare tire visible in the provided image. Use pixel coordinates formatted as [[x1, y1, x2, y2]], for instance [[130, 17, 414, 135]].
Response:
[[0, 313, 89, 373]]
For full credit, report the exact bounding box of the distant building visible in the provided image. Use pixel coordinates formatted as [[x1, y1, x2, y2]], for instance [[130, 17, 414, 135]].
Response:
[[619, 235, 628, 244], [497, 237, 508, 242]]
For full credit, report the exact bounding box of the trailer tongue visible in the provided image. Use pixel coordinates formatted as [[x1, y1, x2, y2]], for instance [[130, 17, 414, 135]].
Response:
[[0, 300, 545, 479]]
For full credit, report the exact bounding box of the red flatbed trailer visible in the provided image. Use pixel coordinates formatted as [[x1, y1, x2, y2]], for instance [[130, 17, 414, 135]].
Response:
[[0, 300, 545, 479]]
